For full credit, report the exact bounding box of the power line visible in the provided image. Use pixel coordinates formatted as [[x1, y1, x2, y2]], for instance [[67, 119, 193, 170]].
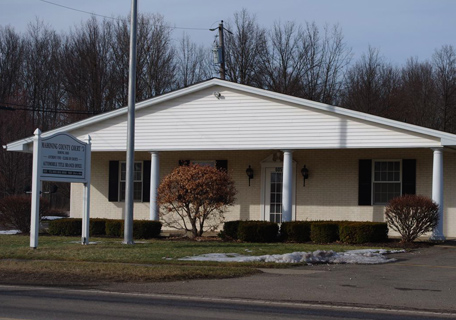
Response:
[[0, 101, 99, 115], [38, 0, 121, 21], [38, 0, 209, 31]]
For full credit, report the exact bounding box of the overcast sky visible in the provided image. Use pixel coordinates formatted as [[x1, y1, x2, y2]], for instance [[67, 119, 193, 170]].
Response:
[[1, 0, 455, 65]]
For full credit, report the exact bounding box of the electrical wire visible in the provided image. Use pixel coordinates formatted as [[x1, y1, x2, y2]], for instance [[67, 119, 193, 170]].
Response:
[[38, 0, 209, 31], [38, 0, 121, 21], [0, 101, 100, 115]]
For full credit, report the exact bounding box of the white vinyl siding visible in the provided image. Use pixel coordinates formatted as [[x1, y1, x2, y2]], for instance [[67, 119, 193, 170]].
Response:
[[69, 87, 441, 152]]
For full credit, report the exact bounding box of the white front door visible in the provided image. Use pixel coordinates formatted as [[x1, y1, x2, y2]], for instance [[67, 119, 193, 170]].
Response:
[[265, 167, 283, 223]]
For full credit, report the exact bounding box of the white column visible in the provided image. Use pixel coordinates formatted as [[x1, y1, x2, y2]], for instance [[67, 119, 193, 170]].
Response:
[[30, 129, 42, 249], [431, 147, 445, 241], [150, 152, 160, 221], [282, 150, 293, 222]]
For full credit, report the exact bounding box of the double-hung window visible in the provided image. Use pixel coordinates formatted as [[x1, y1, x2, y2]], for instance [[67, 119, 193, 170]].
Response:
[[372, 160, 401, 204], [119, 161, 143, 202]]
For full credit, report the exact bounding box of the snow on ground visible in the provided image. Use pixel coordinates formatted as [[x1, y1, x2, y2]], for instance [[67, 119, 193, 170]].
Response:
[[179, 249, 405, 265], [0, 230, 21, 235], [41, 216, 66, 220]]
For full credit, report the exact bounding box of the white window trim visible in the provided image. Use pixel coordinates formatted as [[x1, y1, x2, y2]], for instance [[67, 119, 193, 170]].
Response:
[[372, 159, 402, 205], [119, 161, 143, 202]]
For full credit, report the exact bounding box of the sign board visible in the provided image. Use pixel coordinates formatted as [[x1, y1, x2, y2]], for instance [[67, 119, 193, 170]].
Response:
[[40, 133, 87, 183], [30, 129, 91, 248]]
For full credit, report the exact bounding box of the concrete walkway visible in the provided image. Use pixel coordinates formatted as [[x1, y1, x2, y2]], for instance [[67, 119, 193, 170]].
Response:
[[100, 245, 456, 315]]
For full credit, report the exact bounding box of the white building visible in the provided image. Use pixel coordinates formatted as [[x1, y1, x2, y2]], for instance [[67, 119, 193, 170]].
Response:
[[7, 79, 456, 238]]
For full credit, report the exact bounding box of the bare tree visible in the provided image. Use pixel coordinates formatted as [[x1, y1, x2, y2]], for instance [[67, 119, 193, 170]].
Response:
[[0, 26, 24, 101], [257, 21, 307, 95], [400, 58, 439, 128], [432, 45, 456, 132], [136, 14, 176, 99], [23, 20, 66, 130], [61, 17, 116, 119], [175, 33, 211, 88], [298, 23, 351, 104], [0, 26, 31, 198], [224, 9, 267, 86], [111, 14, 177, 103], [341, 46, 401, 118]]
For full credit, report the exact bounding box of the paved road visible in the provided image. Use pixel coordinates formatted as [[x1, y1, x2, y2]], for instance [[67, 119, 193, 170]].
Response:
[[100, 246, 456, 315], [0, 285, 454, 320], [1, 245, 455, 319]]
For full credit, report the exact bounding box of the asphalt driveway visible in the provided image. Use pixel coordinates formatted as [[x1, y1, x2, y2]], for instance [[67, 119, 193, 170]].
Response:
[[100, 244, 456, 315]]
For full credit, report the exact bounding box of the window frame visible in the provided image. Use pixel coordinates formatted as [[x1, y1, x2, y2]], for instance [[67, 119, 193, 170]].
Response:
[[191, 160, 216, 167], [119, 161, 143, 202], [372, 159, 402, 205]]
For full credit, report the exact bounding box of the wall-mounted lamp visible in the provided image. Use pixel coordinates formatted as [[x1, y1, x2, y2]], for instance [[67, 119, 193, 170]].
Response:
[[213, 91, 221, 99], [301, 165, 309, 186], [246, 165, 254, 186]]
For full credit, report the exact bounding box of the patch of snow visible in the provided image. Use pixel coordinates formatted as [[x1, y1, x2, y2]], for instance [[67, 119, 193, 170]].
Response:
[[179, 249, 405, 265], [0, 230, 21, 235], [42, 216, 66, 220]]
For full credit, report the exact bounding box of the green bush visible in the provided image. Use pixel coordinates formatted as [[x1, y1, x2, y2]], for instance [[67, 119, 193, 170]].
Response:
[[237, 221, 279, 243], [281, 221, 311, 242], [90, 219, 106, 236], [339, 222, 388, 244], [219, 220, 242, 240], [133, 220, 162, 239], [105, 220, 123, 237], [48, 218, 82, 236], [310, 222, 339, 243]]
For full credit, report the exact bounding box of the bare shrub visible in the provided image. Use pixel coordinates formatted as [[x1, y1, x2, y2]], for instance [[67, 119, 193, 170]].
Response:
[[157, 164, 236, 238], [0, 195, 50, 233], [385, 195, 439, 243]]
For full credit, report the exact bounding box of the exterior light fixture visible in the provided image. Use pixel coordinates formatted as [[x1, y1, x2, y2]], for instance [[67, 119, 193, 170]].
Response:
[[246, 165, 254, 186], [301, 165, 309, 186]]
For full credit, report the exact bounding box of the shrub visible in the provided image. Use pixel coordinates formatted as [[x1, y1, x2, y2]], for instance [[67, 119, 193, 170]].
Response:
[[158, 164, 237, 238], [237, 221, 279, 242], [385, 195, 439, 243], [133, 220, 162, 239], [280, 221, 311, 242], [0, 195, 50, 233], [339, 222, 388, 244], [219, 220, 242, 240], [105, 219, 123, 237], [310, 222, 339, 243], [48, 218, 82, 236], [90, 219, 106, 236]]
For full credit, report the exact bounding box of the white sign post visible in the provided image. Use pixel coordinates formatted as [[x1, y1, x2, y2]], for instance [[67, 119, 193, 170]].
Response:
[[30, 129, 91, 248]]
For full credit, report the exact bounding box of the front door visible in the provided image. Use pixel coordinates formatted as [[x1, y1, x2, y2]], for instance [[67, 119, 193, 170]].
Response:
[[265, 167, 283, 223]]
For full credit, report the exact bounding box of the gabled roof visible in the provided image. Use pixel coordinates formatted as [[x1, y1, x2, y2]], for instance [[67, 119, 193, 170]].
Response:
[[6, 78, 456, 152]]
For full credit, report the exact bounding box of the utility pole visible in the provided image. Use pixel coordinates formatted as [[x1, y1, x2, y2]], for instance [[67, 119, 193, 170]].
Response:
[[124, 0, 138, 245], [211, 20, 232, 80], [218, 21, 226, 80]]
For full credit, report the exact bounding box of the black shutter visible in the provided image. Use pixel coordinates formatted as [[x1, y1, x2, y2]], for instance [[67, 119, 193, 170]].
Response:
[[108, 161, 119, 202], [358, 159, 372, 205], [143, 160, 151, 202], [216, 160, 228, 171], [402, 159, 416, 195], [179, 160, 190, 166]]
